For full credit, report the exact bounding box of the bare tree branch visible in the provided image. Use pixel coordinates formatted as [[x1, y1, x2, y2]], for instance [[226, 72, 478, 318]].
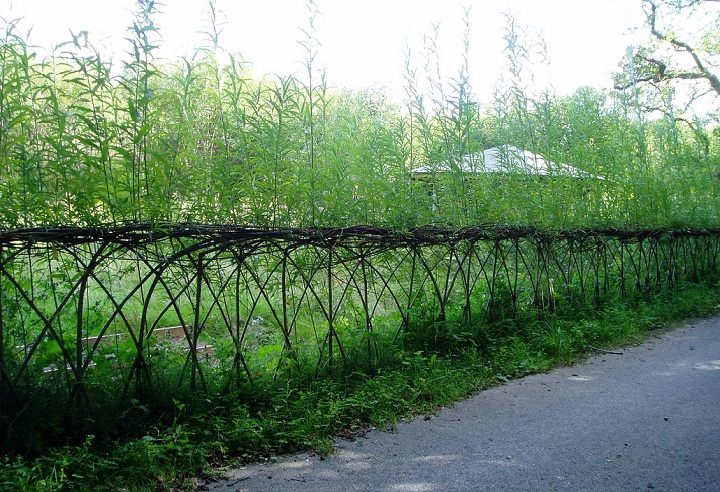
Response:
[[639, 0, 720, 95], [665, 0, 720, 10]]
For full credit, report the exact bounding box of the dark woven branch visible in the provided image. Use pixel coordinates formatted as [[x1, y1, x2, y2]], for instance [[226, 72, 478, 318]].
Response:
[[2, 223, 718, 252]]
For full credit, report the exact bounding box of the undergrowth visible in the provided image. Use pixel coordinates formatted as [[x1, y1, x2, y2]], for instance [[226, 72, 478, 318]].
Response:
[[2, 279, 719, 492]]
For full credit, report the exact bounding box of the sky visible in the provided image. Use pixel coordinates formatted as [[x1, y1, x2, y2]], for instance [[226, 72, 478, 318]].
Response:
[[2, 0, 647, 103]]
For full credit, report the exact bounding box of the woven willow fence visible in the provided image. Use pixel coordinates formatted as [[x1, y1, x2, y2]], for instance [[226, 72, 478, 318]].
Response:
[[1, 223, 719, 425]]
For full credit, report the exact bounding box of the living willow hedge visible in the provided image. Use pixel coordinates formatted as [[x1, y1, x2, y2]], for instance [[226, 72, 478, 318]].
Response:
[[1, 222, 719, 452], [2, 11, 719, 231], [2, 2, 720, 453]]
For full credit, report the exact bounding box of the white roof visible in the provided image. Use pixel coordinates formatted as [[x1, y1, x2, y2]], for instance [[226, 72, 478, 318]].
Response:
[[411, 145, 588, 178]]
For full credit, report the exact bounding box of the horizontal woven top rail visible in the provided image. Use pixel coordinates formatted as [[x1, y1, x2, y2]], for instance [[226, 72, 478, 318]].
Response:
[[0, 223, 719, 250]]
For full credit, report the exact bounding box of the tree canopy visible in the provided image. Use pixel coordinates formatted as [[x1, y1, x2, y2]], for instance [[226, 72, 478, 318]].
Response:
[[615, 0, 720, 121]]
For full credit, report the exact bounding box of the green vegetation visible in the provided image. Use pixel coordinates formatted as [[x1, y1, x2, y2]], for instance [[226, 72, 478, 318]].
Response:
[[0, 2, 717, 229], [1, 0, 720, 490], [2, 279, 719, 492]]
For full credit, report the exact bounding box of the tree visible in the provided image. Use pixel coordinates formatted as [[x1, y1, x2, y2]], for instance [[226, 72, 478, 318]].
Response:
[[614, 0, 720, 119]]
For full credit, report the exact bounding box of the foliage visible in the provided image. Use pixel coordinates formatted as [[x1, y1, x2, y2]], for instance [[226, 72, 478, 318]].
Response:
[[1, 277, 719, 491], [2, 2, 720, 491], [0, 5, 718, 229]]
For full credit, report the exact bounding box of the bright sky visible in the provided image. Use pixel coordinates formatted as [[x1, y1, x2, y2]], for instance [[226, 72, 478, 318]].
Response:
[[2, 0, 646, 103]]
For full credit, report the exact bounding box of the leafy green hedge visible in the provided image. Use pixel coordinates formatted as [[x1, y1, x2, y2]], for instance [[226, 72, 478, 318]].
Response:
[[1, 3, 718, 229]]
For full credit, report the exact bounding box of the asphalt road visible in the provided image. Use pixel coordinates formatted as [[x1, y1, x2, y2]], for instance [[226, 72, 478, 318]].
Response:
[[206, 316, 720, 492]]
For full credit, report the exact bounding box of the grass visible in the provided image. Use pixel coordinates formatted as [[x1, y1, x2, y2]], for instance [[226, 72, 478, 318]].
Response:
[[2, 278, 719, 492]]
